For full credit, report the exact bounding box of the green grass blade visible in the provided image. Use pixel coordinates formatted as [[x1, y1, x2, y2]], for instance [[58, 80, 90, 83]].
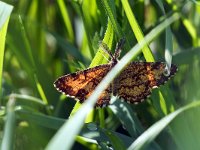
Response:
[[56, 0, 74, 43], [109, 99, 143, 138], [182, 17, 198, 46], [103, 130, 126, 150], [0, 1, 13, 98], [0, 2, 13, 29], [4, 93, 46, 107], [165, 27, 173, 70], [1, 95, 16, 150], [101, 0, 123, 38], [121, 0, 154, 62], [45, 13, 180, 150], [155, 0, 173, 71], [75, 136, 98, 149], [45, 105, 90, 150], [16, 109, 65, 130], [89, 19, 114, 67], [127, 100, 200, 150], [34, 75, 48, 105]]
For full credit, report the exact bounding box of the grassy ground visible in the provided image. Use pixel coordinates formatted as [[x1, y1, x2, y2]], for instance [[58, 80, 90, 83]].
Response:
[[1, 0, 200, 150]]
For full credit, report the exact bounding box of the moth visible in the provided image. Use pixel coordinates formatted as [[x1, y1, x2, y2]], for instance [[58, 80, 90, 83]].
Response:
[[54, 39, 177, 107]]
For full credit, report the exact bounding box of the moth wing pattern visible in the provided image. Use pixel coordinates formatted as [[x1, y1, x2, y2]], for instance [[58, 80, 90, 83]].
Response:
[[113, 62, 177, 103], [54, 64, 112, 107]]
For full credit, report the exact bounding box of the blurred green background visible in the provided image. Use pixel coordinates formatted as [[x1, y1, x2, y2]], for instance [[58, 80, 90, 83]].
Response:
[[1, 0, 200, 150]]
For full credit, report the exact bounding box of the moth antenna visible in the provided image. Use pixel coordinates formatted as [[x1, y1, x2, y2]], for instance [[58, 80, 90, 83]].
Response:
[[99, 41, 114, 60], [114, 38, 126, 59]]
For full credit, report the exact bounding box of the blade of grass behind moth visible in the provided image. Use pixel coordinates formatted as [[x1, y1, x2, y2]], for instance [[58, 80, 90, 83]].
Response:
[[0, 2, 13, 99], [70, 19, 114, 124], [127, 100, 200, 150], [45, 13, 180, 150]]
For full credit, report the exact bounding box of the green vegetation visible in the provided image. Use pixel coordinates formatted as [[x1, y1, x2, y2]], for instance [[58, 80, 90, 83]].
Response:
[[1, 0, 200, 150]]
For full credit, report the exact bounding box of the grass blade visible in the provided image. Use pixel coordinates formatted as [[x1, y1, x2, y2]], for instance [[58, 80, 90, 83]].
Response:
[[127, 100, 200, 150], [101, 0, 123, 38], [121, 0, 154, 61], [109, 99, 143, 138], [57, 0, 74, 43], [0, 1, 13, 98], [1, 95, 16, 150]]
